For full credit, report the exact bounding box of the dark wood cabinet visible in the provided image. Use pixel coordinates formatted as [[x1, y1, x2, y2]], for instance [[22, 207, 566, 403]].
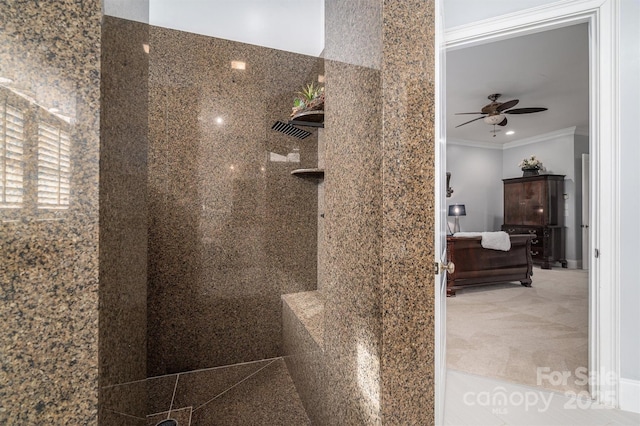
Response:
[[502, 174, 567, 269]]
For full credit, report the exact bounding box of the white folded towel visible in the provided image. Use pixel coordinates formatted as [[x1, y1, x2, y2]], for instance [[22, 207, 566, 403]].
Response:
[[453, 232, 482, 238], [453, 231, 511, 251]]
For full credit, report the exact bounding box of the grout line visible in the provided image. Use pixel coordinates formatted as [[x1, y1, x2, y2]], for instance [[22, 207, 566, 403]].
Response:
[[168, 373, 179, 417], [176, 356, 282, 377], [104, 408, 146, 420], [102, 356, 283, 389], [148, 406, 191, 416], [193, 358, 278, 412], [147, 409, 171, 417], [102, 373, 176, 389], [187, 406, 193, 426]]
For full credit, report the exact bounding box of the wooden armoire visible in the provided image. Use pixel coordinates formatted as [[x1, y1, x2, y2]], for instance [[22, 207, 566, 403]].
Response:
[[501, 174, 567, 269]]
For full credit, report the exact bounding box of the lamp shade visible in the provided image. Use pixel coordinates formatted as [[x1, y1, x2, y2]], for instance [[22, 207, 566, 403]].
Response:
[[448, 204, 466, 217]]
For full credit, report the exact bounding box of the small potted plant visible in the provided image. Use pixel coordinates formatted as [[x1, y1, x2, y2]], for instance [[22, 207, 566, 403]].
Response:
[[518, 155, 545, 177], [291, 82, 324, 118]]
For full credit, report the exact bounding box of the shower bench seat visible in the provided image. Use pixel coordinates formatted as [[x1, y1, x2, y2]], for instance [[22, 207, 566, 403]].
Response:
[[281, 290, 324, 420], [282, 290, 324, 349]]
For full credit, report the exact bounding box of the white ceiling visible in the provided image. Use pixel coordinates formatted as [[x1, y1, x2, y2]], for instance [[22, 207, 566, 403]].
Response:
[[446, 23, 589, 145]]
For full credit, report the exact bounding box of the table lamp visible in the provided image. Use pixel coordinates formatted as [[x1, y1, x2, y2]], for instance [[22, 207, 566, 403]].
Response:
[[448, 204, 466, 234]]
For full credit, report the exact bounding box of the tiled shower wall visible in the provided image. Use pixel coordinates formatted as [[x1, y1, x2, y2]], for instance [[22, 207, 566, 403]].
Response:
[[99, 14, 149, 423], [147, 26, 322, 375], [316, 0, 437, 424], [0, 0, 101, 423]]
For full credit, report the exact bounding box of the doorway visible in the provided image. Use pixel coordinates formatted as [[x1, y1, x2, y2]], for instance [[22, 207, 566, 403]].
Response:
[[445, 23, 590, 396], [436, 1, 622, 419]]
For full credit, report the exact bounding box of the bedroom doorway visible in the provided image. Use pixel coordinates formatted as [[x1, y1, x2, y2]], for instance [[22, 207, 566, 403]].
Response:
[[438, 0, 621, 413], [445, 23, 591, 397]]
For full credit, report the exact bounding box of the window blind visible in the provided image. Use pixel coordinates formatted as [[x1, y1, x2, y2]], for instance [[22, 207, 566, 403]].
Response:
[[1, 102, 25, 208], [37, 122, 70, 209]]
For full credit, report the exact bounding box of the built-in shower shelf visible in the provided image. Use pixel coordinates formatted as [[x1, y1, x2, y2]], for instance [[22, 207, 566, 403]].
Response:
[[289, 110, 324, 128], [291, 168, 324, 179]]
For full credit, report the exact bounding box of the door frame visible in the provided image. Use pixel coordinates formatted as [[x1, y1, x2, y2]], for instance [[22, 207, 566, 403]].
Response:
[[440, 0, 620, 407], [434, 0, 447, 424]]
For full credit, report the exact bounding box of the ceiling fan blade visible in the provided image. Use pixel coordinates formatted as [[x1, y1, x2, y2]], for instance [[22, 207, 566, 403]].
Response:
[[455, 112, 484, 115], [481, 104, 497, 114], [498, 117, 508, 126], [455, 116, 485, 128], [504, 107, 548, 114], [496, 99, 519, 112]]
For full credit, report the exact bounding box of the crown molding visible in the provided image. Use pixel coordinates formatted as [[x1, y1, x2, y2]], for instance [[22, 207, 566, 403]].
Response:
[[447, 138, 503, 150], [575, 126, 590, 136], [448, 127, 579, 150], [502, 126, 577, 149]]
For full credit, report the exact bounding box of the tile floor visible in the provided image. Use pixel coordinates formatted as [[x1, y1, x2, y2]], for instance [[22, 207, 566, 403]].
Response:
[[102, 355, 639, 425], [447, 267, 590, 395], [445, 369, 640, 426], [102, 357, 310, 425]]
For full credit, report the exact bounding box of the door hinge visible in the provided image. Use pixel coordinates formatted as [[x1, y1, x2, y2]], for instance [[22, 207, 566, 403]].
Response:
[[594, 248, 599, 258], [434, 262, 440, 274]]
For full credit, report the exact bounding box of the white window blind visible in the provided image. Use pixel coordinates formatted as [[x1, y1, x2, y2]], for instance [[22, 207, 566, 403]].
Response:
[[37, 122, 70, 209], [1, 102, 25, 208]]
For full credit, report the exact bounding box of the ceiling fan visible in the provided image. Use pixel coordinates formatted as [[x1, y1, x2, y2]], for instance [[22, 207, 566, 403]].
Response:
[[455, 93, 548, 136]]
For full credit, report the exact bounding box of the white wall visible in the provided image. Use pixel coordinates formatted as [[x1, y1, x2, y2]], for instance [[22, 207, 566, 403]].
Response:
[[449, 129, 584, 265], [619, 0, 640, 385], [502, 129, 581, 265], [446, 142, 503, 232], [149, 0, 324, 57], [103, 0, 149, 23], [104, 0, 324, 57]]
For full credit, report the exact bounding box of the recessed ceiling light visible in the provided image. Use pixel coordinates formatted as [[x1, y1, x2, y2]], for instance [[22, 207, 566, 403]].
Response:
[[506, 130, 515, 135], [231, 61, 246, 70], [215, 117, 223, 125]]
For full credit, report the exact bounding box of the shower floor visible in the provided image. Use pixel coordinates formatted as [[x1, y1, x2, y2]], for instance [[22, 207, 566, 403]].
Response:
[[102, 357, 310, 425]]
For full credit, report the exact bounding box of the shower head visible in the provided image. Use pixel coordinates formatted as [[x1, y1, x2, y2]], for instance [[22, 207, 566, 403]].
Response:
[[271, 120, 311, 139]]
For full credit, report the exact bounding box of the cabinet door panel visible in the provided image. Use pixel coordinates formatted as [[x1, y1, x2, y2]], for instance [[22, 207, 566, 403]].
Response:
[[504, 183, 522, 224], [522, 180, 546, 225]]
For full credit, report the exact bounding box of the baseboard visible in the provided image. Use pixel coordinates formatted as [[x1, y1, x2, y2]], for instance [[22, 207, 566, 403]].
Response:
[[619, 378, 640, 414], [566, 259, 582, 269]]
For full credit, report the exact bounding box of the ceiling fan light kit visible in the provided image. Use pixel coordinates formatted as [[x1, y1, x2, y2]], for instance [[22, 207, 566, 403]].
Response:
[[483, 114, 506, 125], [455, 93, 548, 136]]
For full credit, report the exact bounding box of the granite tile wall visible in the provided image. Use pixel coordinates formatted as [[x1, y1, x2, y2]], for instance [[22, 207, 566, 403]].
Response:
[[147, 26, 322, 375], [324, 58, 385, 424], [99, 13, 149, 422], [320, 0, 437, 424], [0, 0, 101, 423], [379, 1, 436, 422]]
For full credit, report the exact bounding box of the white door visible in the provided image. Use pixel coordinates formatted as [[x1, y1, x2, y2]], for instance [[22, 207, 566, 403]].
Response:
[[581, 154, 590, 269], [434, 0, 448, 423]]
